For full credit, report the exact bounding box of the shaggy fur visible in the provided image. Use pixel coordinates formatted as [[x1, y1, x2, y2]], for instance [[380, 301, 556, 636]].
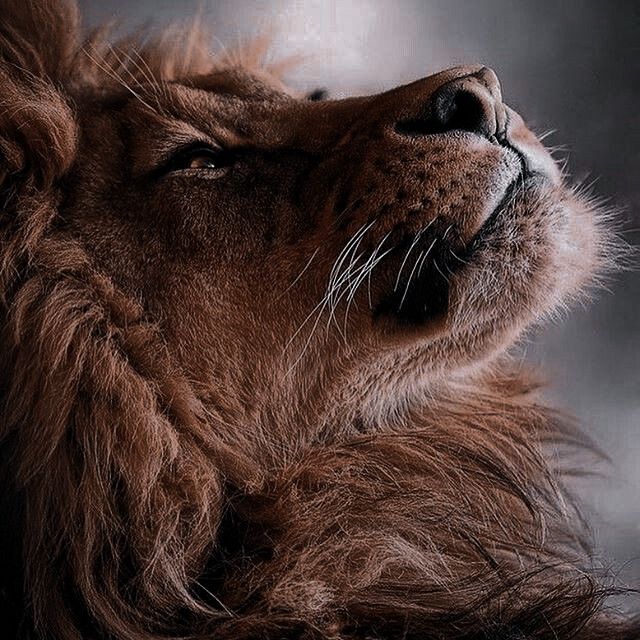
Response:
[[0, 1, 637, 638]]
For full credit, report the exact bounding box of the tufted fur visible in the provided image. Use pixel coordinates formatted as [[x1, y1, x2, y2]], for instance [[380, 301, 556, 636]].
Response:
[[0, 1, 637, 638]]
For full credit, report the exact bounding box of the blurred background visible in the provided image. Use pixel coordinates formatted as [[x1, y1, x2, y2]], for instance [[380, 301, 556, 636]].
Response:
[[79, 0, 640, 590]]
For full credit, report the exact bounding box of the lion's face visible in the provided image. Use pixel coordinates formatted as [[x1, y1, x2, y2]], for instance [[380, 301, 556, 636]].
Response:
[[64, 65, 598, 438]]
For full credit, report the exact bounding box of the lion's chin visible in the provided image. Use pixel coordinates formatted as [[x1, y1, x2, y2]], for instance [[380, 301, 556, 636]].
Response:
[[372, 238, 453, 326], [372, 173, 600, 368], [372, 171, 532, 328]]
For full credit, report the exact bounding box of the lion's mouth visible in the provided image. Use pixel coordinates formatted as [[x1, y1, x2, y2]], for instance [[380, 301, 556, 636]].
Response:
[[373, 170, 534, 326]]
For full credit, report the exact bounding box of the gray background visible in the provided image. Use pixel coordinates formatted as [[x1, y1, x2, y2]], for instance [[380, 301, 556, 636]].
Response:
[[79, 0, 640, 591]]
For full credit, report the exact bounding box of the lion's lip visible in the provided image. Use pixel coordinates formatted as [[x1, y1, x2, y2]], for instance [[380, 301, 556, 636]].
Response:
[[372, 170, 544, 327], [503, 105, 562, 186], [474, 172, 523, 235], [467, 168, 524, 241], [468, 170, 547, 250]]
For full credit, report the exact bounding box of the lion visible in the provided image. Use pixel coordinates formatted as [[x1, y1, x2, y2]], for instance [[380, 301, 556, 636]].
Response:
[[0, 1, 636, 638]]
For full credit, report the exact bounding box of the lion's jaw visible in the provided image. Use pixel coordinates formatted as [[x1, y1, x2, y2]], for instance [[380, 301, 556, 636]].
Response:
[[63, 65, 602, 448]]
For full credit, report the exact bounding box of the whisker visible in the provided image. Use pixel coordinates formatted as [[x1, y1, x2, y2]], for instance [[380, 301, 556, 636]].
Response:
[[331, 193, 366, 229], [325, 221, 376, 330], [284, 297, 330, 376], [417, 238, 438, 278], [83, 47, 159, 114], [394, 228, 425, 292], [277, 248, 320, 300], [326, 250, 366, 338], [366, 231, 394, 307], [342, 241, 393, 334], [433, 259, 450, 284], [285, 221, 376, 367], [109, 46, 163, 113], [130, 47, 167, 98], [449, 249, 468, 265], [538, 129, 557, 142], [118, 46, 169, 109], [282, 296, 328, 354], [398, 249, 425, 311]]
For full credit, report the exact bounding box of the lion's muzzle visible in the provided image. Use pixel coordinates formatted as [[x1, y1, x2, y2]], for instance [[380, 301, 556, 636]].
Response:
[[394, 66, 507, 143]]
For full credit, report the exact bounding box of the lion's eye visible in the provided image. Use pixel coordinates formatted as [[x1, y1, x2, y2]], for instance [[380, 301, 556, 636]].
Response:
[[185, 152, 220, 170], [160, 144, 235, 176]]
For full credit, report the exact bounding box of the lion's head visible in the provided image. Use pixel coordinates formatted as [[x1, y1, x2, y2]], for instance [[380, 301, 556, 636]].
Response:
[[0, 1, 632, 639], [61, 37, 603, 446]]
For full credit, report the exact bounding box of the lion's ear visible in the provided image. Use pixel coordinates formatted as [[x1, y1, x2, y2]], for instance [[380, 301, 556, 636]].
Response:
[[0, 1, 79, 192]]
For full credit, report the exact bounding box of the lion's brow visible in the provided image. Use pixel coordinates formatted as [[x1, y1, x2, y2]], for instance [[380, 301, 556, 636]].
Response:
[[179, 70, 286, 101]]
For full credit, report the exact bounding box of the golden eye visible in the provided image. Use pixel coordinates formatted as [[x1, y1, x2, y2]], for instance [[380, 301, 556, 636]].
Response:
[[159, 143, 235, 176]]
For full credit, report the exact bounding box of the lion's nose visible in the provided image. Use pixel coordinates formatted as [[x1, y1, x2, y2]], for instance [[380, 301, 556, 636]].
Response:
[[395, 67, 507, 141]]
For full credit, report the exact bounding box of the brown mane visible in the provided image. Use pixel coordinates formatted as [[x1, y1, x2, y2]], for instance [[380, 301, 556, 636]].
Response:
[[0, 2, 637, 639]]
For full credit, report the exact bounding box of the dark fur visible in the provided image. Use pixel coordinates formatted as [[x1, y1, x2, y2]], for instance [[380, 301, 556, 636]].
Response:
[[0, 1, 637, 638]]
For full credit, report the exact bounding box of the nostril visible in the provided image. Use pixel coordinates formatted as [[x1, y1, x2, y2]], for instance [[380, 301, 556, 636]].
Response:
[[437, 90, 489, 137], [395, 76, 499, 140]]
